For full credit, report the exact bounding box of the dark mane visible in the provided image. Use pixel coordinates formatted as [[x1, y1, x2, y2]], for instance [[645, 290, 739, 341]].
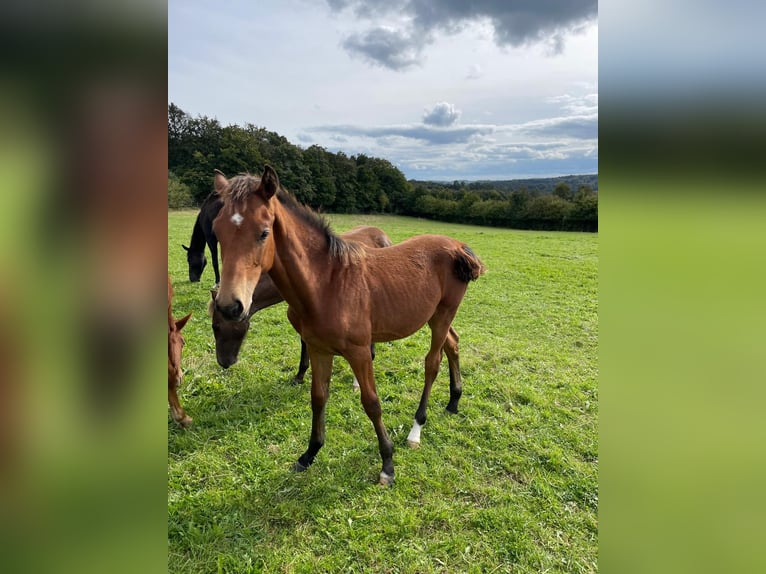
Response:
[[276, 190, 365, 265], [224, 172, 363, 265]]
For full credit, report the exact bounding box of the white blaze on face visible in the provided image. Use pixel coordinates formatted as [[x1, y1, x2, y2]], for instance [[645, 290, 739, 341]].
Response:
[[231, 212, 244, 227]]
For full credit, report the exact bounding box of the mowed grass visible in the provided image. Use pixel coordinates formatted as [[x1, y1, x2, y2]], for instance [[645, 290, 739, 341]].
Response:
[[168, 211, 598, 573]]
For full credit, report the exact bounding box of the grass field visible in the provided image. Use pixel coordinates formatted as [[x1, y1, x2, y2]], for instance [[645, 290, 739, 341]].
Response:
[[168, 211, 598, 573]]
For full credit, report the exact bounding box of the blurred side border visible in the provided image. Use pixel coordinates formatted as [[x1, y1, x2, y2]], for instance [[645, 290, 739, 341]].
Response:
[[0, 3, 168, 574]]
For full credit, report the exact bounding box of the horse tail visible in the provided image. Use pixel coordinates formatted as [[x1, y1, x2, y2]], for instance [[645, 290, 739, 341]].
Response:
[[453, 244, 486, 283]]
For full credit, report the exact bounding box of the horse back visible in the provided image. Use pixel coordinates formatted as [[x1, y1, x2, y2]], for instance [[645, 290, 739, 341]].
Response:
[[362, 235, 480, 341]]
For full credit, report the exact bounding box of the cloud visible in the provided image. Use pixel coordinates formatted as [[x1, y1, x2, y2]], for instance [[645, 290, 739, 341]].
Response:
[[512, 113, 598, 140], [422, 102, 461, 126], [466, 63, 483, 79], [307, 122, 495, 145], [342, 26, 427, 70], [326, 0, 598, 69]]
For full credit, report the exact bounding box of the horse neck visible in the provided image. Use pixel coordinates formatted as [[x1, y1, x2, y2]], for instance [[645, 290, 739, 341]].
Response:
[[189, 217, 206, 252], [267, 201, 330, 317]]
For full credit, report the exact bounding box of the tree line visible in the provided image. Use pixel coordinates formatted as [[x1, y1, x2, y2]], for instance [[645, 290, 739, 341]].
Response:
[[169, 103, 597, 232]]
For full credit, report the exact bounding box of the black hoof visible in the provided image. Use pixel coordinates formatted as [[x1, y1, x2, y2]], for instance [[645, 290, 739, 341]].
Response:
[[290, 377, 304, 386], [446, 403, 459, 414], [292, 461, 308, 473]]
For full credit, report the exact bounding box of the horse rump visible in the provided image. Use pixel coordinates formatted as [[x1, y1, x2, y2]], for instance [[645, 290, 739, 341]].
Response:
[[453, 244, 486, 283]]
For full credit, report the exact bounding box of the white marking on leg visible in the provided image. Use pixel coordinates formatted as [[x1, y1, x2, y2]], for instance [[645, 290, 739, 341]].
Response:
[[352, 376, 360, 391], [379, 471, 393, 486], [230, 212, 244, 226], [406, 420, 422, 447]]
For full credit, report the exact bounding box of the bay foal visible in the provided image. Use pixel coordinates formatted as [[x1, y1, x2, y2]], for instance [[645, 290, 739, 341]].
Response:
[[213, 167, 485, 485]]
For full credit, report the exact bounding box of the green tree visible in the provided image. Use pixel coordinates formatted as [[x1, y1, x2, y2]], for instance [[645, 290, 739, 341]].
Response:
[[554, 182, 573, 201]]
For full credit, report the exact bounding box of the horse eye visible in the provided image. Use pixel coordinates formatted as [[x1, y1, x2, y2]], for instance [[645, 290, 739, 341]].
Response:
[[259, 229, 270, 241]]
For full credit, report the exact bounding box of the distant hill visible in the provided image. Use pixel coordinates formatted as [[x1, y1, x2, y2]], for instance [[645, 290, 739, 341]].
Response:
[[411, 174, 598, 195]]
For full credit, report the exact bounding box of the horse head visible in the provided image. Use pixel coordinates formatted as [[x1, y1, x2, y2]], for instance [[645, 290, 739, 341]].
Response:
[[168, 312, 192, 386], [183, 244, 207, 283], [211, 166, 279, 321], [209, 288, 250, 368]]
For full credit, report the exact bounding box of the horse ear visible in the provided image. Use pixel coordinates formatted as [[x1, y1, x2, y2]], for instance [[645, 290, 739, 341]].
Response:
[[182, 244, 189, 251], [213, 170, 228, 197], [175, 312, 192, 331], [260, 165, 280, 199]]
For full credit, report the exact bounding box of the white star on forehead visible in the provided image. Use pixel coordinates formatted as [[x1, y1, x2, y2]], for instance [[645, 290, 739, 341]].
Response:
[[231, 212, 244, 226]]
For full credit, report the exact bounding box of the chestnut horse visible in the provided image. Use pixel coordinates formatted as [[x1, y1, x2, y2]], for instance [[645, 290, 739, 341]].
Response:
[[168, 275, 192, 427], [209, 226, 393, 387], [212, 167, 485, 485]]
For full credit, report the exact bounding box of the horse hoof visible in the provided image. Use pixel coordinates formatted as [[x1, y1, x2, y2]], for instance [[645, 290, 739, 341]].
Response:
[[290, 377, 304, 386], [406, 439, 420, 449], [446, 404, 459, 414], [292, 461, 308, 473], [177, 415, 193, 428], [379, 471, 394, 487]]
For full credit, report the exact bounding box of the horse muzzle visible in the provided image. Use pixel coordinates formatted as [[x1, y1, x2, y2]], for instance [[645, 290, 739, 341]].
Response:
[[215, 298, 245, 321]]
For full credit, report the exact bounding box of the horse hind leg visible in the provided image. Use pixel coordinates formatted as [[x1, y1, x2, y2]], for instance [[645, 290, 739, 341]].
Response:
[[407, 313, 453, 448], [443, 326, 462, 414], [352, 343, 374, 391], [292, 339, 310, 384]]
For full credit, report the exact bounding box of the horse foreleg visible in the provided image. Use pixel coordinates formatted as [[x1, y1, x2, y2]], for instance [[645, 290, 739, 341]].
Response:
[[407, 312, 454, 448], [209, 239, 220, 286], [293, 339, 310, 384], [443, 326, 462, 413], [347, 345, 394, 486], [293, 349, 333, 472]]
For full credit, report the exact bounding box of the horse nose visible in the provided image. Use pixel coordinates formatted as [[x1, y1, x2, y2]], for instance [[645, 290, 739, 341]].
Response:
[[216, 298, 244, 321], [217, 354, 237, 369]]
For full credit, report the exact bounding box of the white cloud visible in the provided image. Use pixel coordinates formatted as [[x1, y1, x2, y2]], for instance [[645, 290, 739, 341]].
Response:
[[422, 102, 461, 126]]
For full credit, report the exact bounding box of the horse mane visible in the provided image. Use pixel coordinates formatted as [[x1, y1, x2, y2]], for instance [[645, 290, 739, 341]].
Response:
[[226, 173, 260, 205], [223, 172, 365, 266]]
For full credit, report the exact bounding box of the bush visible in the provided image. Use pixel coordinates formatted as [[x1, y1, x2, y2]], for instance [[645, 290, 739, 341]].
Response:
[[168, 172, 195, 209]]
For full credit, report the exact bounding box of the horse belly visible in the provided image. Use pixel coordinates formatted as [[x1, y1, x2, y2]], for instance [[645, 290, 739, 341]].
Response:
[[370, 285, 440, 343]]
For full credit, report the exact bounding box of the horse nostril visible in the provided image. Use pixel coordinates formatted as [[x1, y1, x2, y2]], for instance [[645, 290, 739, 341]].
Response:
[[215, 298, 244, 320]]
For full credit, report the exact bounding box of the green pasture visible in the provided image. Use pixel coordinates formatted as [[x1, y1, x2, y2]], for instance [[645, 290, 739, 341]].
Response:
[[168, 211, 598, 573]]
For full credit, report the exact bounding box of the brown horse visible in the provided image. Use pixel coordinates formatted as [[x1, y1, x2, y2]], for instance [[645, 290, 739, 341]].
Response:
[[212, 167, 485, 485], [209, 225, 393, 385], [168, 275, 193, 427]]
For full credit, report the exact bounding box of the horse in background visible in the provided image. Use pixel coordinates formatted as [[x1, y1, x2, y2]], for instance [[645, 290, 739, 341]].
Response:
[[212, 166, 485, 485], [182, 177, 224, 284], [168, 275, 192, 427], [209, 226, 393, 386]]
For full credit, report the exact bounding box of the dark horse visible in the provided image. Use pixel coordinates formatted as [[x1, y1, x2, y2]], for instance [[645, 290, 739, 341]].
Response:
[[209, 226, 393, 385], [182, 178, 224, 284], [212, 166, 485, 486]]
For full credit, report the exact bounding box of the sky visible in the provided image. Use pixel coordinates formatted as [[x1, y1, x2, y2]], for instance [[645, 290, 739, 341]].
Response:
[[169, 0, 598, 181]]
